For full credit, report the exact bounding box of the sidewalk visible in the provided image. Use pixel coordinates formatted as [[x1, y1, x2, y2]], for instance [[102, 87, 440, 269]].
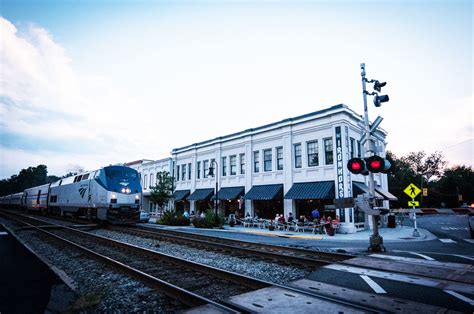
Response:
[[146, 223, 437, 242]]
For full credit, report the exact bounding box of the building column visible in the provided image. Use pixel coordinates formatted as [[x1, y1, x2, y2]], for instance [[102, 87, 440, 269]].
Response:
[[245, 199, 253, 217], [190, 200, 196, 214]]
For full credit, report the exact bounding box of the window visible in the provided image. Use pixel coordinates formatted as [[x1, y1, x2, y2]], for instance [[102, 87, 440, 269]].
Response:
[[188, 163, 191, 180], [181, 164, 186, 181], [81, 173, 90, 181], [37, 190, 41, 204], [230, 155, 237, 175], [307, 141, 319, 167], [263, 149, 272, 171], [144, 174, 148, 189], [324, 138, 333, 165], [350, 138, 355, 159], [276, 147, 283, 170], [197, 161, 201, 179], [357, 140, 362, 158], [176, 166, 180, 181], [240, 153, 245, 174], [253, 151, 260, 173], [222, 157, 227, 176], [203, 160, 209, 178], [150, 174, 154, 187], [294, 143, 302, 168]]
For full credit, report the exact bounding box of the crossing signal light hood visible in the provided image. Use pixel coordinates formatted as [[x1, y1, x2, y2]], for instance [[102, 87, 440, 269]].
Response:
[[374, 94, 389, 107], [366, 155, 392, 173]]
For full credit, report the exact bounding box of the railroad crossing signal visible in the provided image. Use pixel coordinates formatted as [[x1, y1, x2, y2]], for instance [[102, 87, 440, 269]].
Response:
[[408, 201, 419, 207], [404, 183, 421, 198]]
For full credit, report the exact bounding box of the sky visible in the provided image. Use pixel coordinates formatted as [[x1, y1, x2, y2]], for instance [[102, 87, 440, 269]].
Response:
[[0, 0, 472, 179]]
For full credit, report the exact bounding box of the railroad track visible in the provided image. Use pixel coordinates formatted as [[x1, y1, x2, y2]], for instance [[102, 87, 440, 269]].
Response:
[[108, 224, 353, 268], [2, 212, 378, 313]]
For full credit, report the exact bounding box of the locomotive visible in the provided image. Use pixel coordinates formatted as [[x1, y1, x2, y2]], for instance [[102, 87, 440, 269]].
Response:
[[0, 165, 142, 224]]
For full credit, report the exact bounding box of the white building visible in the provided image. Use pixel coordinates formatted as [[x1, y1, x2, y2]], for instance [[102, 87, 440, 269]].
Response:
[[130, 104, 396, 233]]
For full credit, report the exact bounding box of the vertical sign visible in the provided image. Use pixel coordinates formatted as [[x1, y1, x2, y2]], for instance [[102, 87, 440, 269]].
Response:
[[335, 126, 345, 221]]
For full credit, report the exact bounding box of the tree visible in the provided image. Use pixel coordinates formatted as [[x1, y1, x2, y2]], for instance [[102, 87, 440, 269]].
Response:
[[386, 151, 417, 206], [435, 165, 474, 207], [149, 171, 174, 211], [402, 151, 447, 185]]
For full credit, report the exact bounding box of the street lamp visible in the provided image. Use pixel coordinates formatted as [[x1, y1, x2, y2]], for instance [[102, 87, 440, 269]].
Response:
[[208, 160, 219, 226]]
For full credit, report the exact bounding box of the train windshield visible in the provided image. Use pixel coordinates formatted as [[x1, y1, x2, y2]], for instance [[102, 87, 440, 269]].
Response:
[[105, 169, 138, 179]]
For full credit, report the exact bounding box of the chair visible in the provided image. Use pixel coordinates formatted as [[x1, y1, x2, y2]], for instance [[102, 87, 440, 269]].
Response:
[[294, 222, 303, 232]]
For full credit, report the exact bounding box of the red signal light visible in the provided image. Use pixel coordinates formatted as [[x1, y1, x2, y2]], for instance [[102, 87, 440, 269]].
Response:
[[369, 160, 381, 170], [347, 158, 367, 175]]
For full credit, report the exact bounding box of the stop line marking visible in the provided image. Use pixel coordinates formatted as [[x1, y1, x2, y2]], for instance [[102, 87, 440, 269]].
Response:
[[360, 275, 387, 294], [439, 238, 457, 243], [0, 232, 8, 236], [444, 290, 474, 306], [464, 239, 474, 244]]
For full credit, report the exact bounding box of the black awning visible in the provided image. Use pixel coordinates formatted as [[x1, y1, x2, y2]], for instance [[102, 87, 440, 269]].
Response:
[[187, 188, 214, 201], [375, 188, 398, 201], [211, 186, 245, 200], [172, 190, 190, 201], [352, 181, 384, 199], [244, 184, 283, 200], [284, 181, 335, 200]]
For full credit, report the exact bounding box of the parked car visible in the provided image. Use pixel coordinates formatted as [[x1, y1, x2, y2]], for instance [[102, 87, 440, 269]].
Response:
[[139, 211, 150, 223]]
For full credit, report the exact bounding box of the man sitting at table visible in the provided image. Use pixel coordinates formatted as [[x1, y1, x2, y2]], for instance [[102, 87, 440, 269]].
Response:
[[311, 208, 320, 222]]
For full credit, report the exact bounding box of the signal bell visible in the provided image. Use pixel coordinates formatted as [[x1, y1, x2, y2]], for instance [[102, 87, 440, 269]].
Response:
[[347, 158, 368, 175]]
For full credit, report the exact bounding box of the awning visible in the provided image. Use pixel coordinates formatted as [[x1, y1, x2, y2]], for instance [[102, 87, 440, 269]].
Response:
[[352, 181, 384, 199], [284, 181, 335, 200], [187, 188, 214, 201], [375, 188, 398, 201], [211, 186, 245, 200], [244, 184, 283, 200], [172, 190, 190, 201]]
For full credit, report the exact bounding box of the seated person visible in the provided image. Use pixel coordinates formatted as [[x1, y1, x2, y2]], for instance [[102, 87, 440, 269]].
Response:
[[277, 214, 286, 224], [287, 212, 294, 223], [298, 215, 305, 224]]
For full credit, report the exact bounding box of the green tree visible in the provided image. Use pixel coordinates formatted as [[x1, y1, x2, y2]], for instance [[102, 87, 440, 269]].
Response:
[[149, 171, 174, 211], [435, 165, 474, 207], [386, 151, 417, 206]]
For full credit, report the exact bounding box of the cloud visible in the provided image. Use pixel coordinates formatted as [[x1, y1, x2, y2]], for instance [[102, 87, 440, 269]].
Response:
[[0, 17, 143, 178]]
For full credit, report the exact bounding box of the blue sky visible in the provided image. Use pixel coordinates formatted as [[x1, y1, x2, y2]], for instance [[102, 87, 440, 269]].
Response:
[[0, 0, 472, 178]]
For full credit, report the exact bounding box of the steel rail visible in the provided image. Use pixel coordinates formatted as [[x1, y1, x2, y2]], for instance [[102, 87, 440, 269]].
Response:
[[4, 212, 379, 313]]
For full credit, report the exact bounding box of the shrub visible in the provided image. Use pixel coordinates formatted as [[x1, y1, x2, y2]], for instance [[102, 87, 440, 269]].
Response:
[[192, 211, 224, 228], [157, 210, 190, 226]]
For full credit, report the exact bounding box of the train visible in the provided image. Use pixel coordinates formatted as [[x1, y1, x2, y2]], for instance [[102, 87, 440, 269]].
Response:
[[0, 165, 142, 224]]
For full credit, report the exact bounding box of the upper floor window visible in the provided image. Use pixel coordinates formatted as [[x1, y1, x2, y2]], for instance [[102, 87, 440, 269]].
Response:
[[176, 166, 180, 181], [144, 174, 148, 189], [240, 153, 245, 174], [294, 143, 302, 168], [203, 160, 209, 178], [222, 157, 227, 176], [150, 173, 154, 187], [197, 161, 201, 179], [263, 149, 272, 172], [276, 147, 283, 170], [350, 138, 355, 159], [357, 140, 362, 158], [324, 138, 333, 165], [307, 141, 319, 167], [181, 164, 186, 181], [187, 163, 191, 180], [253, 151, 260, 173], [230, 155, 237, 175]]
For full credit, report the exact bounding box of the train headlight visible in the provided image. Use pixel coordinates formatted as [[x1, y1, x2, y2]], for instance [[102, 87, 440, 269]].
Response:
[[121, 188, 126, 193], [126, 188, 131, 194], [135, 195, 139, 200], [111, 193, 116, 199]]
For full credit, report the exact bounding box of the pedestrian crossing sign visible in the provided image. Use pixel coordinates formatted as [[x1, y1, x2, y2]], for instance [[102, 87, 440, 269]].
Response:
[[403, 183, 421, 198], [408, 201, 419, 207]]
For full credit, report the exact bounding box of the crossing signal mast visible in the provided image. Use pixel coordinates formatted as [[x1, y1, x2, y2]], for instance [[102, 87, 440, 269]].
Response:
[[348, 63, 391, 252]]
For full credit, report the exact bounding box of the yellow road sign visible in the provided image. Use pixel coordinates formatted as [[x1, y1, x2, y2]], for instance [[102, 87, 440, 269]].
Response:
[[408, 201, 419, 207], [404, 183, 421, 198]]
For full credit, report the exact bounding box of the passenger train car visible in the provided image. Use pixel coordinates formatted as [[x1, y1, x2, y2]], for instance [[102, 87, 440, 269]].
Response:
[[0, 165, 142, 224]]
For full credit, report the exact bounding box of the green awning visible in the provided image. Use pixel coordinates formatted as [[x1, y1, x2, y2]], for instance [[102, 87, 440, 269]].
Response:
[[284, 181, 335, 200], [211, 186, 245, 200], [244, 184, 283, 200], [172, 190, 190, 201], [187, 188, 214, 201]]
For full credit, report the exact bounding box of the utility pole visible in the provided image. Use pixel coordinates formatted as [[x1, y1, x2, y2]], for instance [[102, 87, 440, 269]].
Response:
[[360, 63, 385, 252]]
